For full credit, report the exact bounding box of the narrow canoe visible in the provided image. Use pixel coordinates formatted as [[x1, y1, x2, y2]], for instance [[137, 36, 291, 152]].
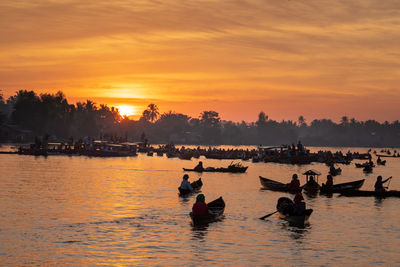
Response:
[[340, 190, 400, 198], [259, 176, 301, 193], [183, 166, 248, 173], [190, 197, 225, 225], [276, 197, 313, 226], [320, 179, 365, 194], [178, 178, 203, 196]]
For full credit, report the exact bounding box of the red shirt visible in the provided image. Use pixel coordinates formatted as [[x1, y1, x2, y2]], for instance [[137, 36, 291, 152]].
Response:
[[192, 202, 208, 215]]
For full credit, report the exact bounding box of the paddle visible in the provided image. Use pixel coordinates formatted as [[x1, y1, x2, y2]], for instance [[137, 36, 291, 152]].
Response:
[[384, 176, 393, 189], [259, 211, 278, 220]]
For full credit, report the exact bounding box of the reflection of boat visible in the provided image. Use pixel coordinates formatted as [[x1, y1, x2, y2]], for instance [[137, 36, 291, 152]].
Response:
[[178, 178, 203, 196], [320, 179, 365, 194], [190, 197, 225, 225], [259, 176, 301, 193], [340, 190, 400, 198], [276, 197, 313, 226]]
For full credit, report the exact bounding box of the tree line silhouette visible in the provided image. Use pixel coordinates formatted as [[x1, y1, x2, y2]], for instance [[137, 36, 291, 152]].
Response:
[[0, 90, 399, 147]]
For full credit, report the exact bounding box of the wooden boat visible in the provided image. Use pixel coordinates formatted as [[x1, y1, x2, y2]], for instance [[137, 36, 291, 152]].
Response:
[[259, 176, 301, 193], [302, 170, 321, 195], [340, 190, 400, 198], [320, 179, 365, 194], [355, 162, 374, 168], [183, 164, 248, 173], [276, 197, 313, 226], [178, 178, 203, 196], [363, 165, 373, 173], [190, 197, 225, 225]]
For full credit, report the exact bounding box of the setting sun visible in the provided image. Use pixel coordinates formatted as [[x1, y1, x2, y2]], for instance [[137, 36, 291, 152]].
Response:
[[117, 105, 136, 117]]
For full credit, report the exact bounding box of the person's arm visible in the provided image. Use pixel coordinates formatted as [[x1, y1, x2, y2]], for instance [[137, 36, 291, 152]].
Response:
[[383, 176, 392, 183]]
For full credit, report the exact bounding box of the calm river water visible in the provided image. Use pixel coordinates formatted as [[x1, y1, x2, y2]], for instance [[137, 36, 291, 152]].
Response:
[[1, 145, 400, 266]]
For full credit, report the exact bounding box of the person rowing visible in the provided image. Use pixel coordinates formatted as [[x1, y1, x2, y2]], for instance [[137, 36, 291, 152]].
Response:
[[179, 174, 193, 193], [292, 193, 306, 216], [192, 194, 208, 215], [322, 174, 334, 190], [374, 175, 392, 193]]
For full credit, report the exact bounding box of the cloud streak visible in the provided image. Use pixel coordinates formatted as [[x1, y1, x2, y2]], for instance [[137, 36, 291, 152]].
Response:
[[1, 0, 399, 122]]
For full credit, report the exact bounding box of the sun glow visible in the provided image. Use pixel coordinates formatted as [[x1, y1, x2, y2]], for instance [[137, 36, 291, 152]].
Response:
[[117, 105, 136, 117]]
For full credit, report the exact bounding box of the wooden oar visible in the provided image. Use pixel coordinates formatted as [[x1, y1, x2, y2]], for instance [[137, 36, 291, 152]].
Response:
[[259, 211, 278, 220]]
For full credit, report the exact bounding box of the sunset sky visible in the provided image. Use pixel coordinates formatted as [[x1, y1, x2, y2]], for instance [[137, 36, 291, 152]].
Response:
[[1, 0, 399, 122]]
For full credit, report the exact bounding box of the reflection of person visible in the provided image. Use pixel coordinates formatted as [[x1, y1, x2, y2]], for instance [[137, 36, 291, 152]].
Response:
[[288, 174, 300, 192], [179, 174, 193, 192], [292, 193, 306, 216], [194, 161, 204, 172], [192, 194, 208, 215], [374, 175, 392, 193]]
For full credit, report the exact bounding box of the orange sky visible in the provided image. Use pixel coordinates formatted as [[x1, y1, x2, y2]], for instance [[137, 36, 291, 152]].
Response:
[[1, 0, 399, 122]]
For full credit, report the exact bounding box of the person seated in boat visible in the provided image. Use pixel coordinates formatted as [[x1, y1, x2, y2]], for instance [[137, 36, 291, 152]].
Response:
[[179, 174, 193, 192], [287, 174, 301, 192], [323, 174, 334, 189], [192, 194, 208, 215], [377, 156, 382, 164], [329, 163, 336, 175], [374, 175, 392, 193], [292, 193, 306, 216], [306, 175, 318, 187], [193, 161, 204, 172]]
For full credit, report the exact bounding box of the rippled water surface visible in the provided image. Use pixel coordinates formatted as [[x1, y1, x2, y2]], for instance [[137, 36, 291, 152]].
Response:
[[1, 146, 400, 266]]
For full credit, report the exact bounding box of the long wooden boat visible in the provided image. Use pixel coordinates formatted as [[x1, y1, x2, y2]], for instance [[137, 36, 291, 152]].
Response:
[[259, 176, 301, 193], [190, 197, 225, 225], [340, 190, 400, 198], [178, 178, 203, 196], [183, 166, 248, 173], [320, 179, 365, 194], [376, 154, 399, 158]]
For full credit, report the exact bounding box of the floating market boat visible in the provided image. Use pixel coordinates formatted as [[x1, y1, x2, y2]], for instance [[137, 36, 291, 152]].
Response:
[[178, 178, 203, 196], [190, 197, 225, 225], [320, 179, 365, 194]]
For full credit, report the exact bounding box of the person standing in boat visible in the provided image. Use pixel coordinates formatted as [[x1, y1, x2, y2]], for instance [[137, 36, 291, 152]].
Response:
[[292, 193, 306, 216], [194, 161, 204, 172], [374, 175, 392, 193], [192, 194, 208, 215], [287, 174, 301, 192], [179, 174, 193, 192]]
